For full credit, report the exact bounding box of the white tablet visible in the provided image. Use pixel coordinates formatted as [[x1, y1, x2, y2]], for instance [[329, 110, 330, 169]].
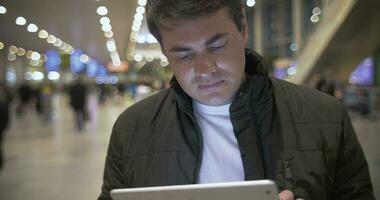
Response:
[[111, 180, 279, 200]]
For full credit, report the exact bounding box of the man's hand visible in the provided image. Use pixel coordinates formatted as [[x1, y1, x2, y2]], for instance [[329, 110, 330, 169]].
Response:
[[279, 190, 294, 200]]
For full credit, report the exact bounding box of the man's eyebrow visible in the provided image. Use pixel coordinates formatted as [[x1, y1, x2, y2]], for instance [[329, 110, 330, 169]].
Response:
[[168, 46, 192, 53], [168, 33, 229, 53], [205, 33, 229, 46]]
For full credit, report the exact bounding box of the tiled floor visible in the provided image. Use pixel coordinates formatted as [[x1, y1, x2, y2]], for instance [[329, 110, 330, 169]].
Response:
[[0, 94, 379, 200], [0, 94, 131, 200], [351, 115, 380, 199]]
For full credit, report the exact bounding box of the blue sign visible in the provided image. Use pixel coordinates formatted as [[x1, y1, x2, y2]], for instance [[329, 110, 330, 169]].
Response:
[[349, 58, 374, 86], [45, 50, 61, 72], [70, 50, 86, 73], [87, 60, 98, 77]]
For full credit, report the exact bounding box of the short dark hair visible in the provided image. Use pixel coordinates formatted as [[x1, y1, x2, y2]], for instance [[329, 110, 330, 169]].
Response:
[[146, 0, 244, 44]]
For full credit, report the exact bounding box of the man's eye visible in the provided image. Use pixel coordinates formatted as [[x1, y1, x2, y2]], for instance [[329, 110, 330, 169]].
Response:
[[209, 42, 226, 53], [210, 45, 224, 52], [178, 54, 192, 61]]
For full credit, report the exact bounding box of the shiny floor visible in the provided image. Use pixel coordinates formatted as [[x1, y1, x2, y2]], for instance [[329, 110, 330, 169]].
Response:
[[0, 94, 379, 200]]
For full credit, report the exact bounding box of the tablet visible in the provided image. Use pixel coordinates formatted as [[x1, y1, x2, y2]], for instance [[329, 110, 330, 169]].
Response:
[[111, 180, 279, 200]]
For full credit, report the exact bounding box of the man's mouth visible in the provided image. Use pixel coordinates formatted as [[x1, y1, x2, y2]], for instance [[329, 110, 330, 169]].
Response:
[[198, 80, 224, 91]]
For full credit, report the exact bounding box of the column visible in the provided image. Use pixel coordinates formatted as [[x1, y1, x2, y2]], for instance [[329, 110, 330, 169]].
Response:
[[278, 0, 286, 57], [375, 50, 380, 86], [254, 0, 264, 55], [0, 53, 6, 82], [292, 0, 304, 56]]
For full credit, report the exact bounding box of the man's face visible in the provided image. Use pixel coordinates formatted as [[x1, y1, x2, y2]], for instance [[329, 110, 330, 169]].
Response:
[[161, 8, 248, 106]]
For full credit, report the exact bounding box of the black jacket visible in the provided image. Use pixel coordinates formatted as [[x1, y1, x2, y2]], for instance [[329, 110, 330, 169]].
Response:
[[99, 50, 374, 200]]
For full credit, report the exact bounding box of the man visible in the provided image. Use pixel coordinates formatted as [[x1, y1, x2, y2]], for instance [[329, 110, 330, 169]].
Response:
[[68, 78, 88, 131], [99, 1, 374, 199], [0, 82, 12, 169], [16, 82, 33, 116]]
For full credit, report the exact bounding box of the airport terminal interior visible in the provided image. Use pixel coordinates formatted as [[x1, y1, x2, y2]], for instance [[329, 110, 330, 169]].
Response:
[[1, 0, 380, 199]]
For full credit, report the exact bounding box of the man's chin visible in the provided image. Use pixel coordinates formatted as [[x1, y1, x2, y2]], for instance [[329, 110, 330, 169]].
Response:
[[194, 95, 232, 106]]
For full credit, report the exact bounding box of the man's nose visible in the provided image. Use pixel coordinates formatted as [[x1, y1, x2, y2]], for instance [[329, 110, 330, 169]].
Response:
[[194, 54, 217, 77]]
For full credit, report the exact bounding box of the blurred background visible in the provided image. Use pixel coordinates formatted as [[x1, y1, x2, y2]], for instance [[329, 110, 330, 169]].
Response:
[[0, 0, 379, 199]]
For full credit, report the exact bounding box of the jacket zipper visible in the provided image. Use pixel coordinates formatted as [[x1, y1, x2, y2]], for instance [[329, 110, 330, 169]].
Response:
[[283, 159, 294, 190], [181, 106, 204, 184]]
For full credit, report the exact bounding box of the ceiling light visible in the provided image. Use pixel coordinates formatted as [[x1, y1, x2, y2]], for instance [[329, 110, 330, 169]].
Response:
[[286, 66, 297, 75], [133, 19, 142, 27], [130, 37, 136, 42], [130, 31, 137, 38], [30, 60, 40, 67], [0, 6, 6, 14], [100, 16, 110, 25], [48, 71, 60, 81], [27, 23, 38, 32], [0, 42, 4, 50], [64, 45, 75, 54], [310, 14, 320, 23], [6, 70, 17, 83], [290, 43, 298, 52], [38, 30, 48, 38], [17, 48, 26, 56], [59, 43, 67, 50], [47, 35, 57, 44], [104, 31, 113, 38], [138, 0, 147, 6], [134, 54, 142, 62], [111, 54, 121, 65], [160, 60, 169, 67], [110, 51, 120, 58], [54, 38, 63, 47], [16, 16, 27, 25], [246, 0, 256, 7], [101, 24, 112, 32], [68, 49, 75, 55], [160, 55, 168, 62], [106, 40, 117, 52], [312, 7, 322, 15], [63, 45, 70, 53], [128, 2, 146, 62], [134, 13, 144, 21], [8, 53, 17, 61], [146, 55, 154, 62], [132, 25, 140, 32], [97, 6, 108, 16], [31, 71, 44, 80], [9, 45, 18, 54], [80, 54, 90, 63], [31, 52, 41, 60], [25, 71, 33, 80], [136, 6, 145, 14], [26, 50, 33, 59], [112, 60, 121, 67]]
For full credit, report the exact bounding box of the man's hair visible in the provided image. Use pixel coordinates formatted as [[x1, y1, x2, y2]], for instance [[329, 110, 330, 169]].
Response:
[[146, 0, 244, 44]]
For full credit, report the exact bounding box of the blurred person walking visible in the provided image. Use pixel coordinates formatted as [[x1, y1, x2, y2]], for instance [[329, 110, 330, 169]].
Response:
[[40, 82, 55, 120], [315, 75, 335, 97], [69, 78, 88, 132], [16, 82, 33, 117], [0, 82, 12, 169]]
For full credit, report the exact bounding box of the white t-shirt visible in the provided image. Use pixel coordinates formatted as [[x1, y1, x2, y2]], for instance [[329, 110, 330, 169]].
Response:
[[193, 101, 245, 184]]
